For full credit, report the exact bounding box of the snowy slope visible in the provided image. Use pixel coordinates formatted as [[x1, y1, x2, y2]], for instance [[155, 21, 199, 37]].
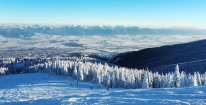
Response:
[[110, 39, 206, 73], [0, 73, 206, 105]]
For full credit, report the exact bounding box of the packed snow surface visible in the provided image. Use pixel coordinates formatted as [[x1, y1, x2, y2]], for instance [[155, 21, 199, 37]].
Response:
[[0, 73, 206, 105]]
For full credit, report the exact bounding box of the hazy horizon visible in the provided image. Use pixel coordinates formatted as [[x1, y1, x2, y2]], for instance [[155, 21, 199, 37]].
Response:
[[1, 24, 206, 30]]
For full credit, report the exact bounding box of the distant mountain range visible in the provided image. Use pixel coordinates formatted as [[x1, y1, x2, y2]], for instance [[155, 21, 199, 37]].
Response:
[[110, 39, 206, 73], [1, 24, 206, 37]]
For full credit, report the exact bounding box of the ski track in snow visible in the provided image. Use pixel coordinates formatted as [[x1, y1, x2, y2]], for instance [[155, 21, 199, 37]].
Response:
[[0, 73, 206, 105]]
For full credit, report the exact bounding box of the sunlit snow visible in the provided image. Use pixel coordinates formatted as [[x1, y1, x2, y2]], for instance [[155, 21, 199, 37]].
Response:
[[0, 73, 205, 105]]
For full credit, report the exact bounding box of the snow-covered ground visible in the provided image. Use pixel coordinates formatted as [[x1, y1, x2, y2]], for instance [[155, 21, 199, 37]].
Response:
[[0, 73, 205, 105], [1, 34, 206, 53]]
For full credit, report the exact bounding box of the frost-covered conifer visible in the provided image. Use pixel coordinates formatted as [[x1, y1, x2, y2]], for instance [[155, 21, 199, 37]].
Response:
[[167, 72, 173, 88], [190, 72, 198, 87], [196, 72, 202, 86], [204, 74, 206, 86], [173, 64, 181, 87], [142, 73, 149, 88], [73, 65, 78, 79]]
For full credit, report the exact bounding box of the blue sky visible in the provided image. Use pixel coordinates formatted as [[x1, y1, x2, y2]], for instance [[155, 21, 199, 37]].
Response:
[[0, 0, 206, 28]]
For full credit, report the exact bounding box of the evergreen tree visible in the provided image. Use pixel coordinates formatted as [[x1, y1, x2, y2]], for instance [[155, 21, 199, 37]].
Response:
[[73, 65, 78, 79], [196, 72, 202, 86], [167, 72, 173, 88], [142, 73, 149, 88], [173, 64, 181, 87], [78, 64, 84, 80], [190, 72, 198, 87], [204, 74, 206, 86]]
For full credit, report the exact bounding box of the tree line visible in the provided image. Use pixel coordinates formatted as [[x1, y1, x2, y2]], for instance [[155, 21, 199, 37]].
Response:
[[30, 59, 206, 89]]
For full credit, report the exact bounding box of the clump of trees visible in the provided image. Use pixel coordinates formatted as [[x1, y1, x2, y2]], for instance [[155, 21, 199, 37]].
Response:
[[1, 57, 206, 89], [33, 59, 206, 89], [0, 67, 8, 75]]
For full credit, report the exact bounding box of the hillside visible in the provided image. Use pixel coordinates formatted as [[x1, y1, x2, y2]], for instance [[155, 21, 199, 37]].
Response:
[[110, 39, 206, 73], [0, 73, 206, 105]]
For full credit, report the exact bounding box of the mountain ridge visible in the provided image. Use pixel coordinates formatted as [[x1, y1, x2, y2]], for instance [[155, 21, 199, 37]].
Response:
[[1, 25, 206, 37], [110, 39, 206, 73]]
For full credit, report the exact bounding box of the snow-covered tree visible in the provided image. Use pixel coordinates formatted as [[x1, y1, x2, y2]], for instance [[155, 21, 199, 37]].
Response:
[[73, 65, 78, 79], [78, 64, 84, 80], [167, 72, 173, 88], [0, 67, 8, 75], [173, 64, 181, 87], [204, 74, 206, 86], [14, 57, 206, 89], [104, 72, 111, 88], [196, 72, 202, 86], [142, 73, 149, 88], [190, 72, 198, 87]]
